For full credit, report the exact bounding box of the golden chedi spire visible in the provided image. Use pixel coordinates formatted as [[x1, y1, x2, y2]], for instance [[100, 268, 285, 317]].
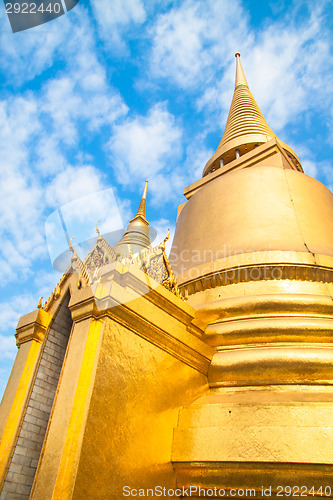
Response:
[[114, 181, 151, 259], [134, 179, 148, 221], [234, 51, 248, 86], [203, 53, 301, 176]]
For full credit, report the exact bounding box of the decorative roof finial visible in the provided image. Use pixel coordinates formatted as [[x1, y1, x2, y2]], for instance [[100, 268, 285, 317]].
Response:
[[69, 236, 90, 287], [160, 229, 170, 252], [69, 236, 75, 256], [132, 180, 148, 222], [96, 220, 102, 238], [113, 181, 151, 259]]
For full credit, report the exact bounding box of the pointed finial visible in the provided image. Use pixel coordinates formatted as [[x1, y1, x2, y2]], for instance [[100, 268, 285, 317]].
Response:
[[69, 236, 75, 255], [202, 52, 302, 176], [37, 297, 44, 309], [134, 180, 148, 221], [113, 181, 151, 259], [96, 220, 102, 238], [160, 229, 170, 252], [235, 52, 248, 88], [69, 236, 78, 263]]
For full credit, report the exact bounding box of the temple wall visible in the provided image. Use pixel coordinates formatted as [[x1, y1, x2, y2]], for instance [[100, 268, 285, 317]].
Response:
[[1, 295, 72, 499], [72, 317, 208, 500], [29, 266, 212, 500], [30, 315, 95, 500]]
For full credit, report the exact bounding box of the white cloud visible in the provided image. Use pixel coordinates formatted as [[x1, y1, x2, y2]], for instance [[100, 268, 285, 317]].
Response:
[[149, 0, 250, 88], [318, 163, 333, 194], [300, 159, 318, 179], [0, 5, 73, 83], [0, 335, 17, 361], [45, 165, 105, 207], [35, 136, 67, 176], [33, 269, 63, 302], [148, 0, 333, 145], [290, 141, 319, 179], [150, 3, 208, 87], [40, 21, 128, 146], [0, 95, 46, 284], [0, 5, 129, 288], [45, 184, 126, 265], [0, 295, 37, 333], [42, 77, 82, 145], [91, 0, 146, 49], [184, 139, 215, 182], [0, 96, 123, 284], [148, 172, 185, 207], [0, 5, 128, 138], [108, 103, 183, 197], [243, 9, 332, 131], [0, 96, 40, 166]]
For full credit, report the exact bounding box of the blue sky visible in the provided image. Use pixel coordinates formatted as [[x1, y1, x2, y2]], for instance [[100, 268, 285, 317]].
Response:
[[0, 0, 332, 398]]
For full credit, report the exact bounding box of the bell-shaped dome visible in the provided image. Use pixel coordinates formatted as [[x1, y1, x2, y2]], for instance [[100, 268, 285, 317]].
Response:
[[170, 54, 333, 288]]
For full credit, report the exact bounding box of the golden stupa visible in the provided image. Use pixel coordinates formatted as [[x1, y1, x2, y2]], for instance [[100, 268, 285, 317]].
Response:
[[1, 54, 333, 500], [114, 180, 151, 259]]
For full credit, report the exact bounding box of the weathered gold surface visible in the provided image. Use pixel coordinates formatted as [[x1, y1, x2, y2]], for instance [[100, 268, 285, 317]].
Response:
[[173, 386, 333, 497]]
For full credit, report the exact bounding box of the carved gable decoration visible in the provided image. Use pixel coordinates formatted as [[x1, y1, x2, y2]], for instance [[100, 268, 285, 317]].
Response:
[[137, 247, 168, 283], [133, 240, 183, 300]]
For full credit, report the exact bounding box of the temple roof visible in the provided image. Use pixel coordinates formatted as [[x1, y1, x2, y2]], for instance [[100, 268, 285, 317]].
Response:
[[203, 53, 302, 176]]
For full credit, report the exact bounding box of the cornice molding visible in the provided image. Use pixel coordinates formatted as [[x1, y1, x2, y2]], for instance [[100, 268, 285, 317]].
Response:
[[179, 263, 333, 298], [15, 309, 53, 347]]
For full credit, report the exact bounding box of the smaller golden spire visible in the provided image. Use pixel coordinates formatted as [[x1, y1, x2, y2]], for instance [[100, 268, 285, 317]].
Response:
[[130, 180, 148, 223], [114, 181, 151, 259], [235, 52, 248, 88]]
